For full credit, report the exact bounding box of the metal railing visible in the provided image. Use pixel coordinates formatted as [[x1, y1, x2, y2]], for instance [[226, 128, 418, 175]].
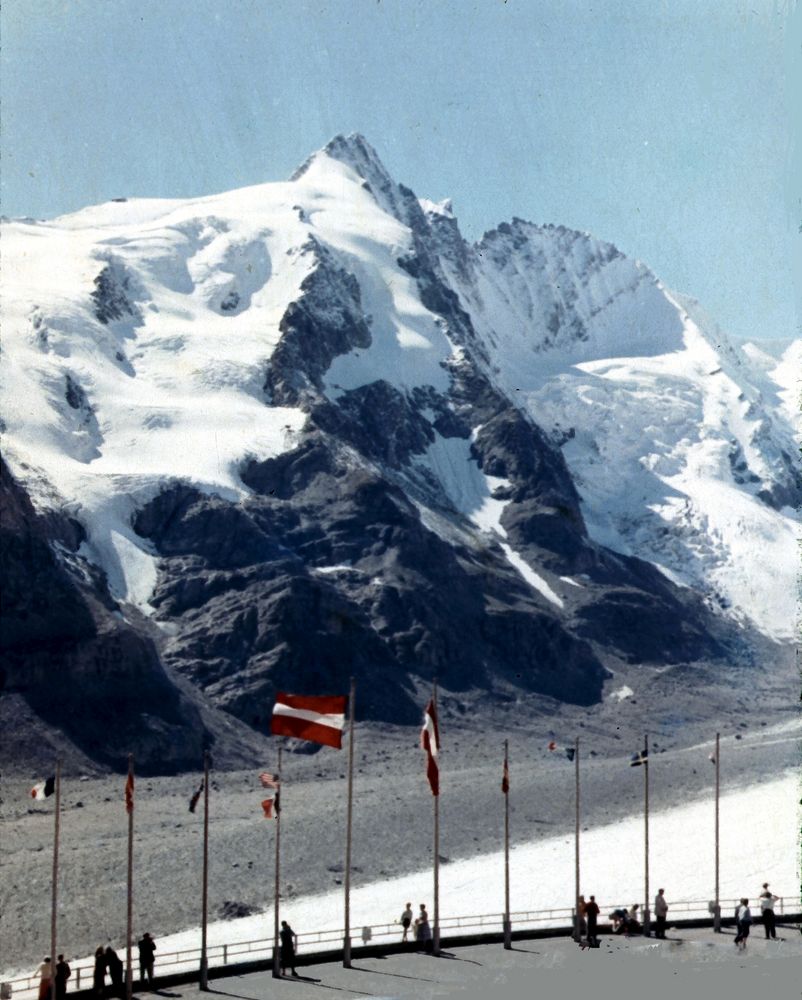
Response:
[[3, 894, 797, 999]]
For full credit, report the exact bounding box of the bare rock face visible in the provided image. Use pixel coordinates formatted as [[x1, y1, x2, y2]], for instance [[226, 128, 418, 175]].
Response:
[[0, 459, 206, 773]]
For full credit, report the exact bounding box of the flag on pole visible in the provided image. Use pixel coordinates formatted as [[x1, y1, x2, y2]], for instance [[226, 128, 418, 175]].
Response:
[[502, 755, 509, 795], [270, 692, 347, 748], [547, 741, 575, 762], [188, 781, 204, 813], [708, 751, 716, 764], [259, 772, 281, 819], [30, 776, 56, 800], [125, 772, 135, 813], [420, 699, 439, 796], [629, 749, 648, 767]]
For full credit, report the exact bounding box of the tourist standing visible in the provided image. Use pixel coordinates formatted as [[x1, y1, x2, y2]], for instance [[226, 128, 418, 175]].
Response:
[[92, 948, 106, 999], [137, 933, 156, 987], [36, 958, 52, 1000], [759, 884, 778, 939], [654, 889, 669, 939], [585, 895, 600, 946], [400, 903, 413, 942], [734, 898, 752, 950], [415, 905, 433, 953], [54, 956, 71, 1000], [279, 920, 299, 977], [105, 947, 124, 999]]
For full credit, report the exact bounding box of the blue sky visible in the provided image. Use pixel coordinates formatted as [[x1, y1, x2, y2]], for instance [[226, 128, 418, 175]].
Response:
[[1, 0, 799, 342]]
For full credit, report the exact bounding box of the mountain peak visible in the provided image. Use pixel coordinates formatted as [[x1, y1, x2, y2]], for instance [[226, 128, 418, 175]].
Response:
[[291, 133, 414, 222]]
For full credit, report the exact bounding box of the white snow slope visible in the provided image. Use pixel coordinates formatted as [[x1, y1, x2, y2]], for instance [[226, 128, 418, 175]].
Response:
[[1, 134, 799, 638]]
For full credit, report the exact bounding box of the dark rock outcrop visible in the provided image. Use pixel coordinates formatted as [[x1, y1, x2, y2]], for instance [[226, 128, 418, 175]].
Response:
[[0, 459, 206, 772]]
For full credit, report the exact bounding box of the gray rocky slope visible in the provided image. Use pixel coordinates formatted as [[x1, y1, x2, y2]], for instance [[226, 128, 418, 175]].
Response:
[[0, 134, 798, 775]]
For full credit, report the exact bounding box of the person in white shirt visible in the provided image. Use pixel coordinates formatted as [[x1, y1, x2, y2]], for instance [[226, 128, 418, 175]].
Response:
[[734, 898, 752, 949], [654, 889, 669, 939], [400, 902, 413, 942], [759, 883, 778, 939]]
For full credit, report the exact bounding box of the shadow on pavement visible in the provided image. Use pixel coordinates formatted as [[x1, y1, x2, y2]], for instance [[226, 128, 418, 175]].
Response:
[[435, 951, 482, 966], [350, 963, 437, 982]]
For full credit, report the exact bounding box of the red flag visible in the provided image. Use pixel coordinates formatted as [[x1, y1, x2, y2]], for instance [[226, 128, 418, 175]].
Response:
[[502, 755, 509, 795], [270, 692, 347, 749], [420, 699, 439, 796], [125, 772, 134, 814]]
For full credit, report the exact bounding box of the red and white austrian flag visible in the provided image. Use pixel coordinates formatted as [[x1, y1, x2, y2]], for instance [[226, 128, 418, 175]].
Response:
[[270, 692, 347, 749], [420, 699, 440, 796]]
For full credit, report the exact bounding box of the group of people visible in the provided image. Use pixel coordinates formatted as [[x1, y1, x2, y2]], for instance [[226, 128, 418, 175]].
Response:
[[91, 934, 156, 996], [733, 884, 780, 949], [35, 957, 70, 1000], [399, 902, 433, 951]]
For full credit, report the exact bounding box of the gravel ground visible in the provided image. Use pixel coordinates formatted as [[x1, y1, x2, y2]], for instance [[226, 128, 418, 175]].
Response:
[[1, 652, 798, 974]]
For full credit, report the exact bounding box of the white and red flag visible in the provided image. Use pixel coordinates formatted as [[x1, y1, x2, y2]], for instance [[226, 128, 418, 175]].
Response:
[[30, 776, 55, 801], [270, 692, 347, 749], [259, 772, 281, 819], [420, 699, 440, 796]]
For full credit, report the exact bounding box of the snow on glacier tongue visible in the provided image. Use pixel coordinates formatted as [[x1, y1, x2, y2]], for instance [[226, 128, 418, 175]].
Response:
[[418, 433, 564, 608]]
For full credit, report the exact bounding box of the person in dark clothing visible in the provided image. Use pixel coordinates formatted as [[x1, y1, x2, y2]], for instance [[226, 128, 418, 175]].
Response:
[[54, 956, 71, 1000], [137, 933, 156, 987], [279, 921, 299, 976], [585, 896, 600, 946], [654, 889, 669, 939], [92, 948, 106, 999], [734, 899, 752, 949], [104, 948, 124, 999]]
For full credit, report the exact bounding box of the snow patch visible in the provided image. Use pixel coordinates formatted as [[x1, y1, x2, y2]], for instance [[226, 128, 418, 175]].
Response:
[[500, 543, 565, 609]]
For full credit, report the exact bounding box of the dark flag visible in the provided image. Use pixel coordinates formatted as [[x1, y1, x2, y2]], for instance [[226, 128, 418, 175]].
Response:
[[30, 776, 56, 800], [548, 741, 575, 762], [629, 749, 648, 767], [502, 754, 510, 795], [125, 771, 135, 813], [189, 781, 204, 813]]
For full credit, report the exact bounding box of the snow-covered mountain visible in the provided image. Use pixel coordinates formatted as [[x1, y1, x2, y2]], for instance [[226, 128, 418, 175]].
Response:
[[1, 134, 798, 768]]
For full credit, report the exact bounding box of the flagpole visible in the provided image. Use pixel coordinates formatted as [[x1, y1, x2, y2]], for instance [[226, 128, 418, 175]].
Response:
[[714, 731, 721, 932], [503, 740, 511, 950], [643, 733, 651, 937], [126, 754, 134, 1000], [272, 746, 282, 979], [200, 751, 210, 989], [343, 676, 356, 968], [51, 759, 62, 980], [573, 737, 581, 943], [432, 677, 440, 957]]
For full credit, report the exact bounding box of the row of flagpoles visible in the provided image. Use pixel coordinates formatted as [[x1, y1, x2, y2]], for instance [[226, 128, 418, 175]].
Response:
[[32, 683, 728, 992]]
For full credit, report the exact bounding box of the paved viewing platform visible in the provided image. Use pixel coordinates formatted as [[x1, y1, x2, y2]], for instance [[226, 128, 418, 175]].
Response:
[[168, 924, 802, 1000]]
